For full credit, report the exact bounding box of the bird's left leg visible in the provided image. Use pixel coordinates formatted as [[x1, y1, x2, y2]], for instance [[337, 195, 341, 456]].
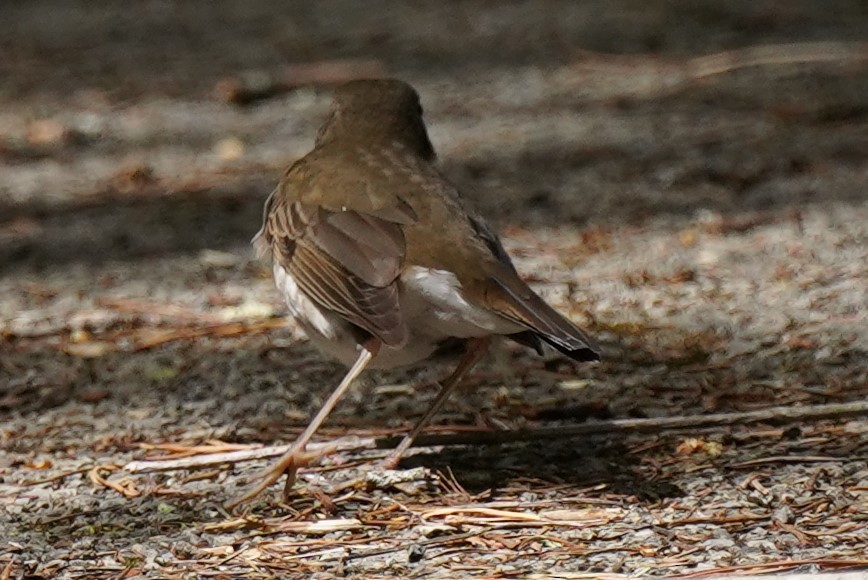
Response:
[[227, 340, 379, 507]]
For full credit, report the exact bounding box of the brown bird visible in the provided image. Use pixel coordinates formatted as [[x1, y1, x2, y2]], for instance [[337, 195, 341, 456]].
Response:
[[232, 79, 599, 506]]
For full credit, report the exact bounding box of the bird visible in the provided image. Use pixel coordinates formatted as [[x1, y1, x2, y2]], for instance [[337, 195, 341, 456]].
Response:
[[230, 78, 599, 506]]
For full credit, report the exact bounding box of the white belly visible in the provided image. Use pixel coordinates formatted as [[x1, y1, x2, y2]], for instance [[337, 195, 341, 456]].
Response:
[[273, 264, 522, 369]]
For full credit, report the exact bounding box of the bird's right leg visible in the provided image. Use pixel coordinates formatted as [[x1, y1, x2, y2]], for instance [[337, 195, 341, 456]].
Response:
[[381, 336, 491, 469]]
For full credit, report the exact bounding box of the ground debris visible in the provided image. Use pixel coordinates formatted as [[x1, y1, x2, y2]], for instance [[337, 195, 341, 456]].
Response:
[[2, 2, 868, 576]]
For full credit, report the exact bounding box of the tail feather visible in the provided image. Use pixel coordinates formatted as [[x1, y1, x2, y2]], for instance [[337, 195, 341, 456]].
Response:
[[465, 215, 599, 362], [487, 278, 600, 363], [537, 332, 601, 362]]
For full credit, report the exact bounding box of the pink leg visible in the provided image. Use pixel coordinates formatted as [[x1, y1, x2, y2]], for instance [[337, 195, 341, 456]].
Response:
[[227, 341, 378, 507], [382, 337, 491, 469]]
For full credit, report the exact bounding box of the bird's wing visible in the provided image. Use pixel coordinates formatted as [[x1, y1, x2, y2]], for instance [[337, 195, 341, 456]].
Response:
[[468, 216, 601, 362], [256, 182, 417, 348]]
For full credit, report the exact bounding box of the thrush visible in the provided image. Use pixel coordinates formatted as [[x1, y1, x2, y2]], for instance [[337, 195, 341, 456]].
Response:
[[231, 78, 599, 506]]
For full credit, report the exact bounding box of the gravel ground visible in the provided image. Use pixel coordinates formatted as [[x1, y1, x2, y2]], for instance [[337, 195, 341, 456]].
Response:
[[1, 1, 867, 577]]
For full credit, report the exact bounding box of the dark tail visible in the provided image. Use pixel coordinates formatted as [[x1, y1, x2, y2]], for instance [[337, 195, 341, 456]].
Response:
[[488, 278, 601, 363]]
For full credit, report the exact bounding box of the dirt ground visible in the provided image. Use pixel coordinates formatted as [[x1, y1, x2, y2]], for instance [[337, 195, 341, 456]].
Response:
[[1, 1, 867, 578]]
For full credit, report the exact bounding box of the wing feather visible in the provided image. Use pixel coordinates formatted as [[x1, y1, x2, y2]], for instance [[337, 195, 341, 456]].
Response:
[[258, 185, 413, 347]]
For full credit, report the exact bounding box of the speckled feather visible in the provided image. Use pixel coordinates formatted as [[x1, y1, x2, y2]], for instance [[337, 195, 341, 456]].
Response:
[[254, 79, 599, 368]]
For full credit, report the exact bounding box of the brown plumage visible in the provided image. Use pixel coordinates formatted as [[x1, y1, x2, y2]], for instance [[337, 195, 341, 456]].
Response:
[[234, 78, 598, 506]]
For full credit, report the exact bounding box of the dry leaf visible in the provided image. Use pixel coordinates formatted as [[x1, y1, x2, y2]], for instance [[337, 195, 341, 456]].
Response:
[[676, 437, 723, 457], [65, 341, 116, 358]]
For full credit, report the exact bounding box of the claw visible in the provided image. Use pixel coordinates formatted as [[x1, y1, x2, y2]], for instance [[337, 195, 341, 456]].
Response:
[[225, 445, 328, 509], [226, 346, 377, 508]]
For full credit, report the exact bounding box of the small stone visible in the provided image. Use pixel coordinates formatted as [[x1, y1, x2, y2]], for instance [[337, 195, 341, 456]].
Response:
[[364, 467, 431, 489], [407, 544, 425, 563], [772, 505, 794, 525], [214, 136, 245, 161]]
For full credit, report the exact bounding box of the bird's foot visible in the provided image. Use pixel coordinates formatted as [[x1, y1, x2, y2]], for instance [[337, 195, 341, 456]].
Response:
[[226, 444, 332, 509], [378, 451, 402, 471]]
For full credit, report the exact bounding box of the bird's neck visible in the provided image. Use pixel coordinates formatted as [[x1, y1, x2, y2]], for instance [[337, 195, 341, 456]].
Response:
[[315, 116, 435, 161]]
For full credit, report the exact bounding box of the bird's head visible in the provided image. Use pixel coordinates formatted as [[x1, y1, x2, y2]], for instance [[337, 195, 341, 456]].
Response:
[[315, 79, 435, 161]]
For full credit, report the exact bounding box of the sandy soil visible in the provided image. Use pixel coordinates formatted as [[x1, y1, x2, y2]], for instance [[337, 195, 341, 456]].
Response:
[[1, 1, 867, 577]]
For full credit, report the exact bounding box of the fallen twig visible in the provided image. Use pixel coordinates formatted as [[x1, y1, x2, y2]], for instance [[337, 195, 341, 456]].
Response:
[[728, 455, 857, 469], [201, 517, 362, 535], [215, 59, 387, 106], [686, 41, 868, 79], [125, 319, 288, 351], [21, 466, 93, 486], [63, 318, 288, 358], [124, 437, 368, 473], [670, 558, 868, 578], [94, 297, 224, 323], [138, 439, 260, 460], [344, 529, 492, 562], [123, 400, 868, 474], [380, 399, 868, 448], [571, 41, 868, 102], [89, 464, 141, 497], [574, 42, 868, 78]]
